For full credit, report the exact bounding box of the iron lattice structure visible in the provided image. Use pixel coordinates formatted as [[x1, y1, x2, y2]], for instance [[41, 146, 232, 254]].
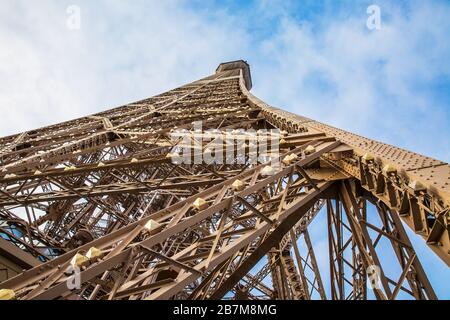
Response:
[[0, 61, 448, 300]]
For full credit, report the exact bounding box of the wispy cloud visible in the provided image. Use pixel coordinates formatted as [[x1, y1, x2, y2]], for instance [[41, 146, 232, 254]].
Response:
[[0, 0, 249, 135], [250, 0, 450, 162]]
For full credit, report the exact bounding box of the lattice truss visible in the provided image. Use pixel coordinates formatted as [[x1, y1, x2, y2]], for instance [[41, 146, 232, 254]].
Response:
[[0, 61, 448, 300]]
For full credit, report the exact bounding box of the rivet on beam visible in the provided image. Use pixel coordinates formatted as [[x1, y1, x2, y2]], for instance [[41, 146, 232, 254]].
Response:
[[232, 179, 246, 192], [0, 289, 16, 300], [261, 166, 275, 177], [383, 164, 397, 175], [86, 247, 103, 262], [70, 253, 89, 269], [408, 180, 427, 193], [143, 219, 162, 233], [362, 153, 375, 164], [193, 198, 208, 211], [304, 145, 316, 155], [282, 154, 298, 166]]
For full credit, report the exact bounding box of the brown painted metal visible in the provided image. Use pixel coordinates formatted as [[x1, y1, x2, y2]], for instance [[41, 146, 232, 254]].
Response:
[[0, 60, 446, 300]]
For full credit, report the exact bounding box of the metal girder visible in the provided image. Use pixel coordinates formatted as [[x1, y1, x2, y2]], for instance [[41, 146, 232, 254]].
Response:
[[0, 136, 339, 299], [0, 60, 446, 300]]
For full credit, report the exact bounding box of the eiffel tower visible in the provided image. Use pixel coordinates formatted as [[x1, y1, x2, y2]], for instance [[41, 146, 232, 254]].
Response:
[[0, 60, 448, 300]]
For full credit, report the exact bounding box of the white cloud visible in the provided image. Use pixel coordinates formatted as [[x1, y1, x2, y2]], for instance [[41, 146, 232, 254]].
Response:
[[0, 0, 250, 136], [250, 0, 450, 162]]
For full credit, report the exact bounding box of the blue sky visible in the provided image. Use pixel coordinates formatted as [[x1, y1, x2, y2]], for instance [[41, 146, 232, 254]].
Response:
[[0, 0, 449, 298]]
